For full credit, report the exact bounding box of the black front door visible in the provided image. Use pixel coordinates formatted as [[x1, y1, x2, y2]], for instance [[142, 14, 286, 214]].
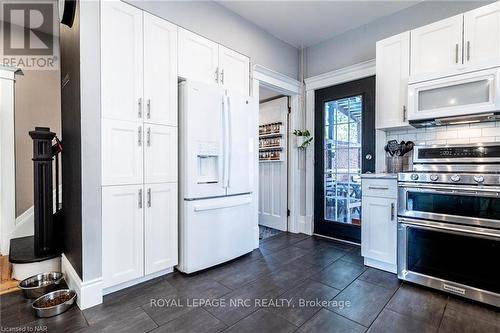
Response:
[[314, 76, 376, 243]]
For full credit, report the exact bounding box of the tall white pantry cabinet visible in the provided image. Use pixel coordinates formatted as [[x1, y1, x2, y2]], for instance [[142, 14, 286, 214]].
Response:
[[100, 1, 178, 290]]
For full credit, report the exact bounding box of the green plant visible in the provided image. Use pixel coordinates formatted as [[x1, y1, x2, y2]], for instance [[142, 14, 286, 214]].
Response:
[[293, 129, 313, 149]]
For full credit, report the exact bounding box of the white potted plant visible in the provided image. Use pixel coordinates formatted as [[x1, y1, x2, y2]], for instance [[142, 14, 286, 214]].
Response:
[[293, 129, 313, 149]]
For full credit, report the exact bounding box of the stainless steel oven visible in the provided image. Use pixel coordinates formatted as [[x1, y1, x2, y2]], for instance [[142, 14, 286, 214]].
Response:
[[398, 143, 500, 307]]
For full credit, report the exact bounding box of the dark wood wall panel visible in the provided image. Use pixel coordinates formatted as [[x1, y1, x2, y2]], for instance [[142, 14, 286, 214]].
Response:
[[60, 0, 83, 278]]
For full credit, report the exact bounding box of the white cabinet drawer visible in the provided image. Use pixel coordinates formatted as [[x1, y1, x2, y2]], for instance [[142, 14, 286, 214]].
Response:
[[362, 178, 397, 199]]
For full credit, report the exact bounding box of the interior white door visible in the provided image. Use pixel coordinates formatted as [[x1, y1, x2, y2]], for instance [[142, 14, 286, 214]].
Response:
[[410, 14, 464, 77], [102, 184, 144, 288], [219, 45, 250, 95], [376, 31, 410, 129], [144, 13, 178, 126], [258, 97, 288, 231], [178, 28, 219, 85], [464, 2, 500, 69], [226, 92, 255, 195], [102, 119, 143, 186], [361, 196, 397, 266], [144, 124, 178, 184], [145, 183, 178, 274], [101, 1, 143, 122], [179, 81, 226, 199]]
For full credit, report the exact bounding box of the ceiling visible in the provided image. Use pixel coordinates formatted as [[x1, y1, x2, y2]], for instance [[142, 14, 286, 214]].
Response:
[[259, 86, 283, 102], [217, 1, 420, 48]]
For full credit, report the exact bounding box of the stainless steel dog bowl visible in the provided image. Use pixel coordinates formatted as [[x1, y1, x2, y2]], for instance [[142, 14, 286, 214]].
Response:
[[32, 289, 76, 318], [19, 272, 64, 299]]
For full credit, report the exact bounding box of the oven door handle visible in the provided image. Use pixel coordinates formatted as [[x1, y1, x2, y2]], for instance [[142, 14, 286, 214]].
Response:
[[399, 184, 500, 197], [399, 218, 500, 240]]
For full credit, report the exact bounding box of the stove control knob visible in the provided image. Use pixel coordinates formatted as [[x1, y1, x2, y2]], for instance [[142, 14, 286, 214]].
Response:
[[474, 175, 485, 183], [450, 175, 461, 182], [410, 173, 419, 181], [430, 174, 439, 181]]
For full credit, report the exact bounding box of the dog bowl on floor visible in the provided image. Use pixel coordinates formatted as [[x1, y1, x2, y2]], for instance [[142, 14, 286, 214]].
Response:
[[19, 272, 64, 299], [32, 289, 76, 318]]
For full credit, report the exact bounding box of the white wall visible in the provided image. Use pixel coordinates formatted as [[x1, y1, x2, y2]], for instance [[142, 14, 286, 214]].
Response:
[[305, 1, 492, 78], [126, 0, 299, 79]]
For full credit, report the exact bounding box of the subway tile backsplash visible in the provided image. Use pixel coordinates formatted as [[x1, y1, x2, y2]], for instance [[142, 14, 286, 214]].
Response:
[[386, 121, 500, 146]]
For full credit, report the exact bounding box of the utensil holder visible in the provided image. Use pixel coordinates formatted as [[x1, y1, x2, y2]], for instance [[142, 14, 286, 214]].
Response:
[[386, 155, 403, 173]]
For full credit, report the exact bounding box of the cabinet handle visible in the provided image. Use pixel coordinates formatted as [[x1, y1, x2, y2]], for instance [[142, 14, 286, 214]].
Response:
[[146, 99, 151, 119], [391, 202, 395, 221], [138, 126, 142, 146], [368, 186, 389, 190], [138, 98, 142, 118], [215, 67, 219, 83], [147, 188, 151, 208], [455, 44, 459, 63], [220, 69, 225, 85], [403, 105, 407, 122], [138, 189, 143, 209], [467, 41, 470, 61], [147, 127, 151, 146]]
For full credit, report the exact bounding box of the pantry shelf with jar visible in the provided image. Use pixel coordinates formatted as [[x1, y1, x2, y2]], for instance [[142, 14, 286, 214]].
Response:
[[259, 122, 284, 162]]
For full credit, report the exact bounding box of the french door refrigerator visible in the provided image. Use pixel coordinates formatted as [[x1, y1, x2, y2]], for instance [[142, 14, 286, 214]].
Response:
[[177, 80, 257, 273]]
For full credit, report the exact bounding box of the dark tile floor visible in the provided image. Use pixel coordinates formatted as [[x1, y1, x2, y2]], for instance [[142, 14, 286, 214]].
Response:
[[1, 233, 499, 333]]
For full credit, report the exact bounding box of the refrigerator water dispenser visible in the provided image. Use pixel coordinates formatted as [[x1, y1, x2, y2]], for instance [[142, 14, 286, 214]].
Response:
[[197, 155, 219, 184]]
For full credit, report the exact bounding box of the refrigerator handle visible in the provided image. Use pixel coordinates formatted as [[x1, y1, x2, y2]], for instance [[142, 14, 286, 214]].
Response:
[[222, 95, 230, 189], [226, 95, 231, 188]]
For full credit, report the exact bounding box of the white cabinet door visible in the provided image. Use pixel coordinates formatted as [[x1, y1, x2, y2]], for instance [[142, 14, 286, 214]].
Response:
[[144, 183, 178, 274], [376, 31, 410, 129], [102, 119, 143, 186], [219, 45, 250, 95], [178, 28, 219, 85], [102, 185, 144, 288], [144, 124, 177, 184], [361, 196, 397, 266], [410, 15, 464, 77], [101, 1, 143, 122], [464, 2, 500, 69], [144, 13, 178, 126]]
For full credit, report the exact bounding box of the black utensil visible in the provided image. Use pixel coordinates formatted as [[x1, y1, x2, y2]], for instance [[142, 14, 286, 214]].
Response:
[[387, 140, 399, 157]]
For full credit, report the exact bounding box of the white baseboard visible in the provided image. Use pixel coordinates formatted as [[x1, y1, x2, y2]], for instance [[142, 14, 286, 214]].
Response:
[[298, 215, 313, 235], [364, 257, 397, 274], [61, 253, 103, 310], [102, 267, 173, 295]]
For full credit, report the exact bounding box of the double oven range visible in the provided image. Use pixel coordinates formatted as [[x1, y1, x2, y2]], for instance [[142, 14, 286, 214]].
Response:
[[398, 143, 500, 307]]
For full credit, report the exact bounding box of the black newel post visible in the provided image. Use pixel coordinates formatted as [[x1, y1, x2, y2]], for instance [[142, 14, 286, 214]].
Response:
[[29, 127, 56, 256]]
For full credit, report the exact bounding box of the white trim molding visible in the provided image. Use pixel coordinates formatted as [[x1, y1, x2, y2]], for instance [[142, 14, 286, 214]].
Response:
[[305, 60, 376, 91], [61, 253, 103, 310], [304, 60, 376, 235], [252, 64, 306, 236], [253, 64, 301, 95], [0, 65, 19, 255]]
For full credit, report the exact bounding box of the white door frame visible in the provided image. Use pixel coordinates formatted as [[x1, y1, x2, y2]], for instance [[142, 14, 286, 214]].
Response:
[[252, 64, 304, 238], [0, 65, 20, 255], [303, 60, 382, 236]]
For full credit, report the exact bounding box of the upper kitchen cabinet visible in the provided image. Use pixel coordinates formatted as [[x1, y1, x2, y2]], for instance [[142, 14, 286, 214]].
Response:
[[178, 28, 219, 86], [178, 28, 250, 95], [144, 13, 178, 126], [101, 1, 143, 122], [376, 31, 410, 130], [410, 14, 464, 80], [463, 2, 500, 69], [219, 45, 250, 95]]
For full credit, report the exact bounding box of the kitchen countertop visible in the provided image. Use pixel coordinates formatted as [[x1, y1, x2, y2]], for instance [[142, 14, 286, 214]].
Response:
[[361, 173, 398, 179]]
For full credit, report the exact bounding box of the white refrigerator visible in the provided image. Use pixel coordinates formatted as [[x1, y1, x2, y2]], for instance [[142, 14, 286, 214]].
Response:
[[177, 80, 257, 273]]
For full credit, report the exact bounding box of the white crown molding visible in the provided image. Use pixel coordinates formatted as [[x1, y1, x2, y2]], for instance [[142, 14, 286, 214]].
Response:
[[253, 64, 302, 95], [61, 254, 103, 310], [304, 59, 376, 91]]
